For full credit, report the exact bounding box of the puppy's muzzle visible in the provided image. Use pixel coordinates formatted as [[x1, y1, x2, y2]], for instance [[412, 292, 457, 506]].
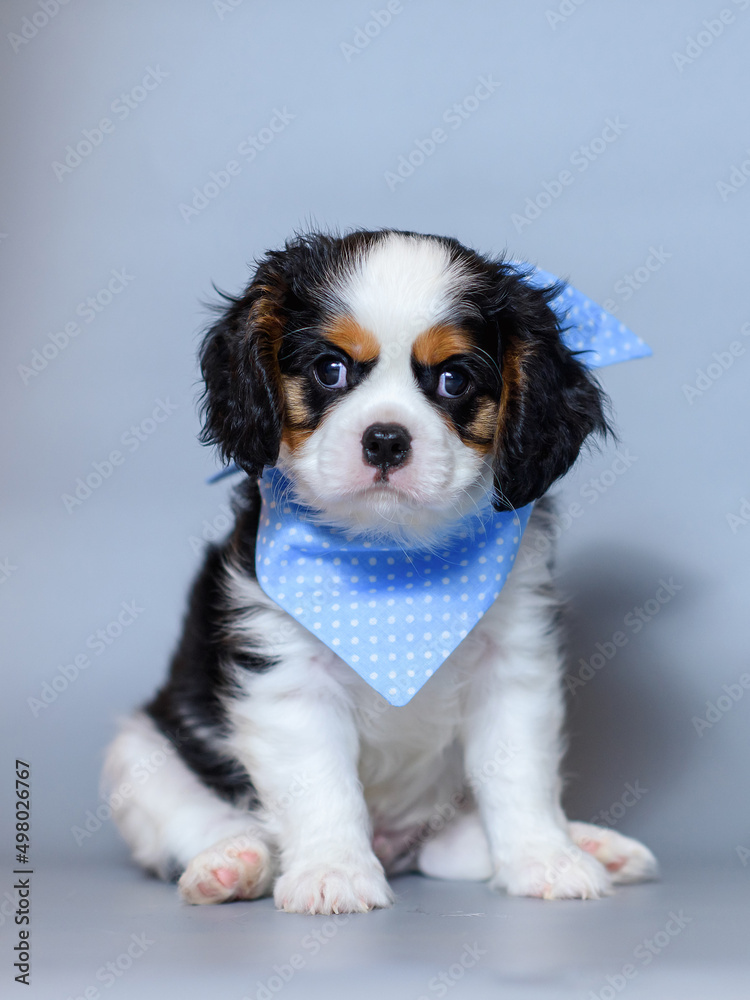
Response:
[[361, 423, 412, 475]]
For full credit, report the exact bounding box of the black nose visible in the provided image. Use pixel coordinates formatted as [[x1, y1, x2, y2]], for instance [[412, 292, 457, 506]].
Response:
[[362, 423, 412, 472]]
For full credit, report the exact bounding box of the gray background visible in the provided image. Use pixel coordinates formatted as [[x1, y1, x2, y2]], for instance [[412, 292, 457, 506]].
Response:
[[1, 1, 748, 996]]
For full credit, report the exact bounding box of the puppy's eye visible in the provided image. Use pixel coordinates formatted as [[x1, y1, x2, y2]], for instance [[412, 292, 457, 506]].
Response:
[[313, 357, 347, 389], [437, 369, 470, 398]]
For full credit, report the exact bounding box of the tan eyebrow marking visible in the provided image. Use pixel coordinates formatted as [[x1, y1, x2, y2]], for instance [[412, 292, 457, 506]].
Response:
[[412, 324, 475, 366], [322, 316, 379, 363]]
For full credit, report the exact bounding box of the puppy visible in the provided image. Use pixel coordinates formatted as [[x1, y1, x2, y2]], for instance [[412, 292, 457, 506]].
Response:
[[103, 229, 657, 913]]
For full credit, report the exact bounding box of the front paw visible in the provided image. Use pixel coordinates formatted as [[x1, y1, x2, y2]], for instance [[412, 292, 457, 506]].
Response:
[[178, 835, 274, 905], [568, 821, 659, 884], [493, 841, 612, 900], [274, 859, 394, 914]]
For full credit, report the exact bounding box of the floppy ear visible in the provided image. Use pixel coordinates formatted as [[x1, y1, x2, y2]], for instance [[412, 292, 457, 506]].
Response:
[[491, 271, 609, 510], [199, 257, 288, 476]]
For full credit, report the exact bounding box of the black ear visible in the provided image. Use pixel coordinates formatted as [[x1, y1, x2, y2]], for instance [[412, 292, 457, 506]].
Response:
[[491, 270, 610, 510], [199, 258, 288, 476]]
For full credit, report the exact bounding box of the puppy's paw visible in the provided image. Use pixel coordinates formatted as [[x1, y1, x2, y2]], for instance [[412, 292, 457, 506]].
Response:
[[568, 821, 659, 884], [178, 835, 273, 905], [274, 860, 394, 914], [493, 841, 612, 900]]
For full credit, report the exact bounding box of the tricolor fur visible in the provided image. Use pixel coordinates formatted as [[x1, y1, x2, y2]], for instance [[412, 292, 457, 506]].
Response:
[[103, 230, 657, 912]]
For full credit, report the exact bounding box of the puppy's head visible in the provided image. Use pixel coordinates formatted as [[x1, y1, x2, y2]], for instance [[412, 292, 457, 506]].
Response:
[[200, 230, 607, 541]]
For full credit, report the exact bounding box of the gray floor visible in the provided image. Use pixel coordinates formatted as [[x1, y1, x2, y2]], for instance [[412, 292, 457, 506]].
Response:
[[12, 859, 749, 999]]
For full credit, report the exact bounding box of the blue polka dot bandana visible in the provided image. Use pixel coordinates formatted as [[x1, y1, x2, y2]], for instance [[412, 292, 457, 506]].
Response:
[[257, 472, 533, 706], [525, 264, 651, 365], [252, 266, 651, 706]]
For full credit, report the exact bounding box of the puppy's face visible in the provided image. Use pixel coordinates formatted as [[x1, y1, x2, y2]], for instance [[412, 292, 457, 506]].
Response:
[[200, 230, 606, 542]]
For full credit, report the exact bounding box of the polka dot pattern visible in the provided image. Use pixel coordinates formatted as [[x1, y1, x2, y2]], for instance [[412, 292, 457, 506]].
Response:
[[520, 264, 652, 368], [256, 469, 533, 706]]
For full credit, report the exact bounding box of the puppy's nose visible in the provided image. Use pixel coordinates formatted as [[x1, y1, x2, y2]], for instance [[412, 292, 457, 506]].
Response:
[[362, 423, 412, 472]]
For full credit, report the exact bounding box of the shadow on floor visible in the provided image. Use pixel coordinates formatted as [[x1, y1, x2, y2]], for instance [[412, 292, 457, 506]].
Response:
[[557, 542, 701, 852]]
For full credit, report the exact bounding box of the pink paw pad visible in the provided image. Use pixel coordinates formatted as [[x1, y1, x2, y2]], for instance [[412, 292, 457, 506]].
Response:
[[605, 857, 627, 873], [212, 867, 239, 889], [578, 839, 602, 855]]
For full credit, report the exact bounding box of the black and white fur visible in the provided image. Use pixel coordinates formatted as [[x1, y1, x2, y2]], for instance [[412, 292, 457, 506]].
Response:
[[103, 230, 657, 913]]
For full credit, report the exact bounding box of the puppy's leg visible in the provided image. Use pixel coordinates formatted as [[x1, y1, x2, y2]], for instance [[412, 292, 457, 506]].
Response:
[[228, 674, 393, 915], [103, 713, 275, 904], [414, 811, 657, 887], [462, 582, 613, 900]]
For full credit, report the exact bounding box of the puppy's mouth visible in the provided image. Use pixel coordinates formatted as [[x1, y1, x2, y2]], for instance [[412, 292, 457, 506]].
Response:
[[370, 468, 405, 487], [356, 477, 427, 507]]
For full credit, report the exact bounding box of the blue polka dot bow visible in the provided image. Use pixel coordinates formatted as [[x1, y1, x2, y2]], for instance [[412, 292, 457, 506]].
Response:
[[252, 265, 650, 706]]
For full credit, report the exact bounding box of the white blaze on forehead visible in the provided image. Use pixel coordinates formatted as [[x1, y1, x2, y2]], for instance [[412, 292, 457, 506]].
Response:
[[284, 233, 490, 541], [334, 233, 472, 357]]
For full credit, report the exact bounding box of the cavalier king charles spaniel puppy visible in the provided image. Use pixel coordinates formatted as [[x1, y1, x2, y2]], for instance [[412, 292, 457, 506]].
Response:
[[103, 229, 657, 913]]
